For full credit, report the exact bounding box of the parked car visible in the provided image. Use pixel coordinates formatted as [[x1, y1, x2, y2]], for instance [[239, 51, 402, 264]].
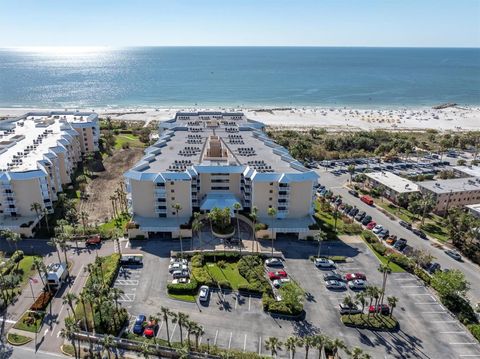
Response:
[[170, 257, 188, 265], [323, 271, 343, 281], [172, 270, 189, 279], [348, 279, 367, 290], [273, 278, 291, 288], [372, 225, 384, 234], [393, 238, 407, 251], [268, 270, 288, 280], [339, 303, 362, 315], [399, 220, 412, 230], [361, 215, 372, 226], [143, 319, 158, 338], [265, 258, 284, 267], [85, 235, 101, 246], [169, 262, 188, 273], [198, 285, 210, 302], [360, 195, 374, 205], [314, 258, 335, 268], [427, 263, 441, 274], [349, 208, 359, 217], [412, 228, 427, 239], [133, 314, 146, 334], [172, 278, 189, 284], [444, 249, 462, 261], [369, 304, 390, 315], [385, 235, 397, 245], [343, 272, 367, 281], [325, 280, 347, 290], [348, 189, 359, 197], [354, 211, 366, 222], [378, 229, 390, 239], [366, 221, 377, 230]]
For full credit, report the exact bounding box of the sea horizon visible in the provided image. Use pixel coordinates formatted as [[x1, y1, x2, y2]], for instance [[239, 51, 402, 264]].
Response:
[[0, 46, 479, 108]]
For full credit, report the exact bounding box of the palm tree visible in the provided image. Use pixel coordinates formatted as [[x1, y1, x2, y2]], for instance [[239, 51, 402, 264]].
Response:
[[192, 324, 204, 351], [172, 203, 183, 256], [366, 286, 379, 317], [192, 212, 202, 251], [347, 164, 356, 183], [342, 295, 355, 320], [250, 206, 258, 253], [387, 296, 399, 318], [32, 257, 46, 288], [101, 334, 116, 359], [110, 195, 118, 218], [313, 334, 327, 359], [47, 237, 63, 263], [159, 307, 172, 346], [78, 291, 91, 332], [171, 312, 189, 345], [314, 230, 327, 258], [350, 347, 364, 359], [355, 292, 366, 313], [285, 336, 302, 359], [302, 336, 316, 359], [58, 240, 71, 277], [328, 338, 346, 359], [42, 207, 50, 233], [30, 202, 42, 227], [148, 314, 160, 345], [61, 317, 80, 358], [233, 202, 242, 252], [79, 211, 89, 234], [110, 287, 124, 313], [185, 320, 196, 348], [63, 293, 78, 320], [378, 261, 392, 307], [267, 207, 277, 258], [265, 337, 282, 357]]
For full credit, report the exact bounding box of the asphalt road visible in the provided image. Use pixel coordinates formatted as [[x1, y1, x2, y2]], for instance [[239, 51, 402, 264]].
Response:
[[317, 169, 480, 304]]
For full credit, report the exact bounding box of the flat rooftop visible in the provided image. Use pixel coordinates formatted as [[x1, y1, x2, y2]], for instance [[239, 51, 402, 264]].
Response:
[[132, 112, 307, 175], [0, 112, 95, 172], [418, 177, 480, 194], [466, 203, 480, 214], [366, 171, 419, 193], [453, 166, 480, 178]]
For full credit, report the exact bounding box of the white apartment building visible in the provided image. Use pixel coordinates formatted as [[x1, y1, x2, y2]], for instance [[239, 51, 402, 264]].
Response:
[[418, 177, 480, 215], [124, 112, 319, 239], [0, 111, 99, 236], [365, 171, 419, 204]]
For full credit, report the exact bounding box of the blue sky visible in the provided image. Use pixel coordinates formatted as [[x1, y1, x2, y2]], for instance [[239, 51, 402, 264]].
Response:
[[1, 0, 479, 47]]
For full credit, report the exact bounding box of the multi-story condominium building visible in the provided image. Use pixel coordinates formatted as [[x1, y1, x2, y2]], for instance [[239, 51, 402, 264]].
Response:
[[365, 171, 419, 204], [124, 112, 319, 239], [418, 178, 480, 215], [0, 111, 99, 237]]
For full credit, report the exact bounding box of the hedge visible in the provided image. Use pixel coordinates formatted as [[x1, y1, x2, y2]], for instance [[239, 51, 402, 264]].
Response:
[[308, 255, 347, 263], [467, 324, 480, 342], [167, 278, 199, 295], [30, 291, 53, 311]]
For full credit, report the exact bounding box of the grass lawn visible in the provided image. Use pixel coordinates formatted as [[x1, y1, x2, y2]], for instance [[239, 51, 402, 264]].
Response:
[[363, 241, 405, 273], [114, 134, 144, 150], [14, 311, 45, 333], [168, 293, 197, 302], [7, 333, 32, 346], [99, 214, 130, 232], [342, 313, 398, 330], [205, 262, 249, 290]]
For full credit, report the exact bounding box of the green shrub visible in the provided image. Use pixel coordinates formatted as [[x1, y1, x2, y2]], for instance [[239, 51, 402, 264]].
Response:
[[361, 231, 377, 244], [11, 250, 24, 263], [255, 223, 268, 231], [191, 254, 204, 268], [389, 253, 413, 271], [167, 278, 198, 295], [218, 280, 231, 289], [217, 260, 227, 269], [238, 283, 264, 295], [191, 267, 215, 287], [309, 255, 346, 262], [308, 223, 320, 230], [202, 252, 240, 263], [371, 242, 387, 256], [467, 324, 480, 342], [343, 223, 363, 235]]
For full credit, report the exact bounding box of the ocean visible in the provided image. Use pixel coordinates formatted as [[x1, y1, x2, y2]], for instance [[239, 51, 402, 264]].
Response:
[[0, 47, 479, 108]]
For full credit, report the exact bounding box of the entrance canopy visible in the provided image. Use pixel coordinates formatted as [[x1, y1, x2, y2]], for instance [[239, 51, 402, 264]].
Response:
[[200, 193, 243, 214]]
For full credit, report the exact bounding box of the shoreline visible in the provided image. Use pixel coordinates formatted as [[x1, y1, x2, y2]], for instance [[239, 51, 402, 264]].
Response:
[[1, 105, 479, 131]]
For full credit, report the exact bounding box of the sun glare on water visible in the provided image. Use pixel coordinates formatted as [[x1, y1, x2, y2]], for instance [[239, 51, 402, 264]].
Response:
[[12, 46, 110, 56]]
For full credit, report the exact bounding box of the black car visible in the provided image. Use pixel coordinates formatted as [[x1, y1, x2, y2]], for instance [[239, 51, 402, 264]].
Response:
[[378, 230, 390, 239], [399, 220, 412, 230], [354, 211, 366, 221], [343, 205, 353, 215], [427, 263, 441, 274], [393, 239, 407, 250], [349, 208, 359, 217], [412, 228, 427, 239], [348, 189, 359, 197], [323, 271, 343, 281], [361, 215, 372, 225]]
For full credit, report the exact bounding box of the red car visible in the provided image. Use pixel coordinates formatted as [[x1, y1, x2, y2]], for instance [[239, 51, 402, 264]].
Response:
[[268, 270, 287, 280], [368, 304, 390, 315], [366, 221, 376, 230], [343, 273, 367, 282], [143, 319, 158, 338], [85, 235, 101, 246]]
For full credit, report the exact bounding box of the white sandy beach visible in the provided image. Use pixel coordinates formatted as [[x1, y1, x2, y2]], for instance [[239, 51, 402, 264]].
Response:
[[0, 106, 479, 131]]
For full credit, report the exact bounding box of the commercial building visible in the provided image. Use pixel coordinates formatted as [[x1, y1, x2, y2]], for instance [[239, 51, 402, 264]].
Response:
[[365, 171, 419, 204], [453, 165, 480, 179], [0, 111, 99, 236], [418, 178, 480, 215], [124, 112, 319, 239], [466, 204, 480, 219]]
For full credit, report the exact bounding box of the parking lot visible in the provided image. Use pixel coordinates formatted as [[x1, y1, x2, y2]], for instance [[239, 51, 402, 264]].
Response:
[[114, 238, 480, 358]]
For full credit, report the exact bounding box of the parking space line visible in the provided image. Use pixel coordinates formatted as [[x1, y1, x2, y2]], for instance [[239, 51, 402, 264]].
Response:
[[415, 302, 439, 305], [170, 323, 177, 342], [449, 342, 479, 345], [235, 296, 238, 310], [408, 293, 431, 296], [228, 332, 232, 349], [248, 296, 251, 311], [459, 355, 480, 357], [243, 334, 247, 352], [401, 285, 424, 288], [440, 331, 466, 334], [421, 311, 446, 314], [157, 321, 164, 339], [431, 320, 457, 323], [258, 336, 262, 355], [394, 278, 416, 281], [214, 330, 218, 345]]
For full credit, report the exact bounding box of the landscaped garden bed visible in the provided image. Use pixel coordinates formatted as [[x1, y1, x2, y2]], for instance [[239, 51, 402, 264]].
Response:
[[7, 333, 32, 346], [14, 310, 45, 333], [341, 313, 398, 331]]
